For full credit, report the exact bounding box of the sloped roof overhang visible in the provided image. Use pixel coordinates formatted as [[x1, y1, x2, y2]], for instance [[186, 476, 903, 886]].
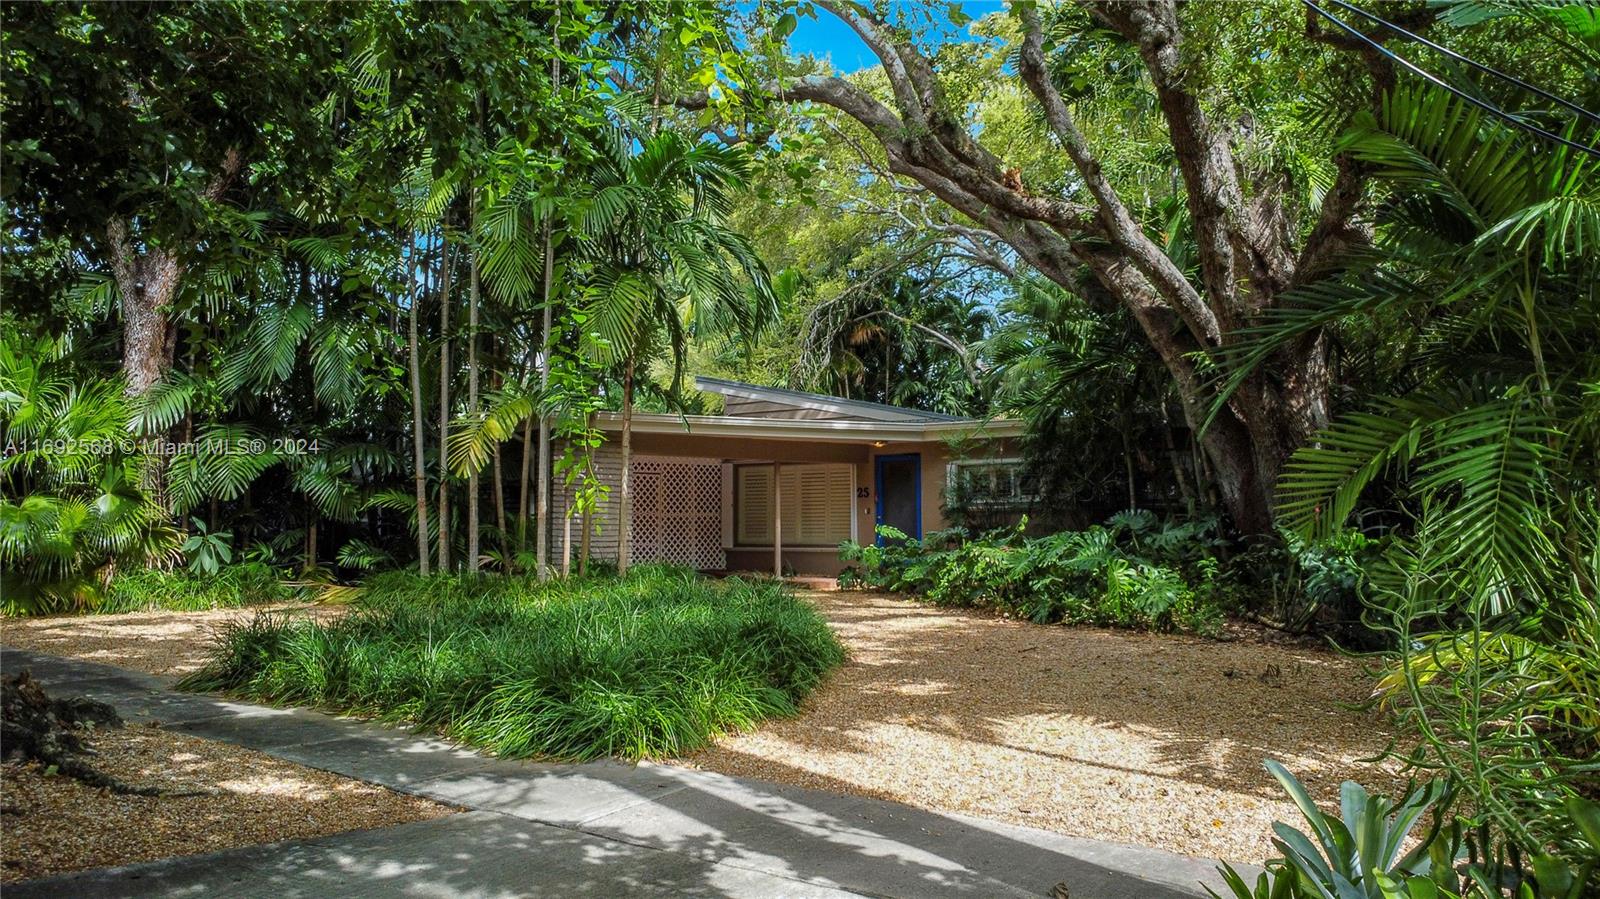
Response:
[[693, 376, 966, 423], [592, 411, 1024, 444]]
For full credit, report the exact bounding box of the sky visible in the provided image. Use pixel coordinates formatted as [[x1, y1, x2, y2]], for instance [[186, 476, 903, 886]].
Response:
[[783, 1, 1003, 73]]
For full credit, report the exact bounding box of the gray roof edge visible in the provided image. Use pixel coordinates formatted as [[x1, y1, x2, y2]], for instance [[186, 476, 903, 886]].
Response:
[[694, 376, 967, 423]]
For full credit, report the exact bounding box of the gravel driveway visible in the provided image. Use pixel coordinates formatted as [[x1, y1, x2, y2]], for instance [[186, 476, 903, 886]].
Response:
[[686, 589, 1404, 865]]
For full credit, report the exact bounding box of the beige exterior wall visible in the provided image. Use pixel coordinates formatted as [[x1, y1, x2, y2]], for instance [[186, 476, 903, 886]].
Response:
[[549, 432, 1020, 576]]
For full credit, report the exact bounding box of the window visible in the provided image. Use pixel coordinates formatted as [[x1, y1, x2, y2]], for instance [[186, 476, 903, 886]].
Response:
[[735, 464, 853, 546], [947, 459, 1037, 509]]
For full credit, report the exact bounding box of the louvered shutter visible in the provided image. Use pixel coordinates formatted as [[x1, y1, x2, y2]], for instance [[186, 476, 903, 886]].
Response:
[[736, 466, 773, 544], [776, 464, 852, 545]]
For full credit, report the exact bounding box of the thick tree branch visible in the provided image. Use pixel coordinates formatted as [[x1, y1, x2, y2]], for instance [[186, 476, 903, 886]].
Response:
[[1087, 1, 1274, 323], [1016, 3, 1221, 346], [679, 74, 907, 147]]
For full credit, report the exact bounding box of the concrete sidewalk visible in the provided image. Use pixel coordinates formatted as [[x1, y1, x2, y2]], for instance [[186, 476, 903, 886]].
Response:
[[1, 647, 1235, 898]]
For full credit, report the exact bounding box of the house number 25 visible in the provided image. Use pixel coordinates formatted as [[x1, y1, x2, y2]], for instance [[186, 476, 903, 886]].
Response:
[[856, 487, 870, 499]]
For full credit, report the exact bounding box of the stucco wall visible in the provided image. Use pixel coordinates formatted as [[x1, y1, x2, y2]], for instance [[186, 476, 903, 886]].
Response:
[[549, 433, 1018, 575]]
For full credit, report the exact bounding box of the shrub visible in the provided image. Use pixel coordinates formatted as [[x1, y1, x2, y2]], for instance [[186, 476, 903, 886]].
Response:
[[181, 566, 846, 761], [1228, 526, 1385, 644], [96, 563, 294, 614], [839, 513, 1225, 634]]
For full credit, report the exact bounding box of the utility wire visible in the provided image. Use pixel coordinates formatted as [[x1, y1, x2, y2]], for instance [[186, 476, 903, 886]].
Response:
[[1303, 0, 1600, 158], [1324, 0, 1600, 125]]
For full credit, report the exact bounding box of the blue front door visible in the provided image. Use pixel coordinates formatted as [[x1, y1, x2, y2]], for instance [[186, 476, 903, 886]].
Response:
[[874, 454, 921, 544]]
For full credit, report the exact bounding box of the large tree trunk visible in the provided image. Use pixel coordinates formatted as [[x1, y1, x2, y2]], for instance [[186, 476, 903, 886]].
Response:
[[616, 360, 634, 576], [107, 223, 180, 398], [406, 233, 432, 575], [106, 148, 242, 400], [106, 149, 243, 512]]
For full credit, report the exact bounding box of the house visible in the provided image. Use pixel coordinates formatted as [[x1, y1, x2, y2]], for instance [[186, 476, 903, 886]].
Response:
[[547, 377, 1027, 577]]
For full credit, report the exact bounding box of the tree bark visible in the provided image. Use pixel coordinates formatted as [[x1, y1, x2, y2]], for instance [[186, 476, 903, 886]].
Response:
[[562, 481, 573, 578], [406, 232, 432, 576], [493, 441, 508, 561], [616, 359, 634, 576], [467, 198, 481, 574], [519, 411, 534, 554], [107, 148, 243, 399], [437, 237, 454, 572], [535, 216, 555, 579], [535, 1, 561, 580]]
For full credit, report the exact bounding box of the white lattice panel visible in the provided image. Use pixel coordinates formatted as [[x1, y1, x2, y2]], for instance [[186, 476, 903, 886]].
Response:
[[629, 457, 726, 570]]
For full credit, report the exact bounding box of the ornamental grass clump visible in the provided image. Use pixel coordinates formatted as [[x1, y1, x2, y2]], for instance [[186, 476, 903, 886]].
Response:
[[98, 563, 294, 614], [181, 566, 844, 761]]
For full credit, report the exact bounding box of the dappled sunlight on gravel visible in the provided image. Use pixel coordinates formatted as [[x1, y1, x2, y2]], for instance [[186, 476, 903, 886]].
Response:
[[683, 589, 1404, 865], [0, 604, 345, 677], [0, 724, 452, 882]]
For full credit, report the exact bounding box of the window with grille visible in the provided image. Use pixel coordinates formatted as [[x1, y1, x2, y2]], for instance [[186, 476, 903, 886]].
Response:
[[947, 459, 1037, 509], [735, 463, 853, 546]]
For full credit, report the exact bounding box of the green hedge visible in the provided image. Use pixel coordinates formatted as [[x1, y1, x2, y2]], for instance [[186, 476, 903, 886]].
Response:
[[181, 566, 845, 761], [839, 511, 1227, 634]]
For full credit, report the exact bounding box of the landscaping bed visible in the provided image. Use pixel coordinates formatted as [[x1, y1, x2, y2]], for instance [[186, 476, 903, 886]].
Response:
[[1, 723, 451, 883], [181, 567, 846, 760]]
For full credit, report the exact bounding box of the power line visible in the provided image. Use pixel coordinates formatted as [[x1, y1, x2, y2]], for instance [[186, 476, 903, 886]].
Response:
[[1303, 0, 1600, 159], [1323, 0, 1600, 125]]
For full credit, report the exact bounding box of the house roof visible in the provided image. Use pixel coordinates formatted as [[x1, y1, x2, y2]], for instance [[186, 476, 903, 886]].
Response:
[[694, 376, 967, 423], [592, 411, 1025, 443]]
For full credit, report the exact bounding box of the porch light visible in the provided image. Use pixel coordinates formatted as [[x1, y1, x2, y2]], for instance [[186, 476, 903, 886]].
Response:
[[872, 441, 886, 448]]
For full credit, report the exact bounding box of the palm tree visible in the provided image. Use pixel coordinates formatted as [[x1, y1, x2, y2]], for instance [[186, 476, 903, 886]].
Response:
[[1226, 83, 1598, 596], [575, 128, 775, 574], [0, 334, 179, 611], [1222, 82, 1599, 853]]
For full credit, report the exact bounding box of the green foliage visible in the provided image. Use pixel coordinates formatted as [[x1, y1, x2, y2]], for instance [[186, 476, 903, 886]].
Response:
[[181, 518, 234, 576], [180, 566, 845, 760], [96, 563, 294, 615], [1229, 527, 1384, 642], [0, 331, 179, 612], [1208, 762, 1600, 899], [1216, 77, 1600, 865], [839, 513, 1225, 634]]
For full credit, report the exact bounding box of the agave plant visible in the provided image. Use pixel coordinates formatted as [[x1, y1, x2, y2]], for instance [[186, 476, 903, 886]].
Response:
[[1208, 761, 1458, 899]]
